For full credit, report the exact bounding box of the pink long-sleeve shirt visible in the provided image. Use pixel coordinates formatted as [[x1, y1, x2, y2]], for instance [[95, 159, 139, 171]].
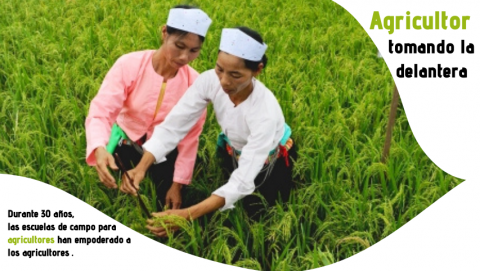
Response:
[[85, 50, 206, 185]]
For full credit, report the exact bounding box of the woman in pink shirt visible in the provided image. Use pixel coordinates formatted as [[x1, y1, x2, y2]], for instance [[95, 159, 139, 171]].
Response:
[[85, 5, 212, 210]]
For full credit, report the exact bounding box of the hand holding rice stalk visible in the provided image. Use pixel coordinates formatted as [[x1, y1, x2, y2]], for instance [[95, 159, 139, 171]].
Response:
[[146, 209, 193, 238]]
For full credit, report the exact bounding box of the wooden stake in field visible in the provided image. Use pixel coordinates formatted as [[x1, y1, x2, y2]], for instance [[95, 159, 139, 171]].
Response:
[[381, 85, 400, 163], [378, 51, 400, 164]]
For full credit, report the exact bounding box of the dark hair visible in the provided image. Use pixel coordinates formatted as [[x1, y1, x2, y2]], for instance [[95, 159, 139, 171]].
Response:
[[166, 5, 205, 42], [236, 26, 268, 72]]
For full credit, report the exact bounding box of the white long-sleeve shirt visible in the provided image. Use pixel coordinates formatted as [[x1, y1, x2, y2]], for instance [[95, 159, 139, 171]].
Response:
[[143, 69, 285, 211]]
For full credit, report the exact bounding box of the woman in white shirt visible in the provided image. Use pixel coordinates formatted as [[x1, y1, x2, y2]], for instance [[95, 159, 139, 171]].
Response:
[[121, 27, 297, 236]]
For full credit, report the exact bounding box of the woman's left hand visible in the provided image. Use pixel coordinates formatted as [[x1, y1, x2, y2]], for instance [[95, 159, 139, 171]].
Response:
[[146, 195, 225, 237], [146, 209, 191, 238], [165, 183, 183, 210]]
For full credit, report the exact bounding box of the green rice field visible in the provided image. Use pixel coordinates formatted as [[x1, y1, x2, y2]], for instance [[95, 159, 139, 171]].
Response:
[[0, 0, 462, 270]]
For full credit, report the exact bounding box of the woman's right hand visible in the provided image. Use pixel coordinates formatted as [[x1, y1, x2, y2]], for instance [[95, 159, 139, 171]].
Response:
[[94, 147, 119, 188], [118, 150, 155, 195], [120, 168, 146, 195]]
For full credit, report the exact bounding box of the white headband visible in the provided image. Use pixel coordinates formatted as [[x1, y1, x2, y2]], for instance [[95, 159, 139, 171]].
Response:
[[219, 28, 268, 61], [166, 8, 212, 37]]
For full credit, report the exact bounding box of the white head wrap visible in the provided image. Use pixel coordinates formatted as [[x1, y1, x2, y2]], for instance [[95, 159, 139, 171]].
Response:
[[219, 28, 268, 61], [166, 8, 212, 37]]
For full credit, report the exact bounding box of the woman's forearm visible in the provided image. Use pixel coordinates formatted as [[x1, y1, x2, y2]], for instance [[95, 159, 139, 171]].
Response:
[[135, 150, 156, 173], [188, 195, 226, 220]]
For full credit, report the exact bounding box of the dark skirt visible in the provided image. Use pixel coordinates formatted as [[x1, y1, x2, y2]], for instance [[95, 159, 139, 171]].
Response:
[[217, 141, 297, 221]]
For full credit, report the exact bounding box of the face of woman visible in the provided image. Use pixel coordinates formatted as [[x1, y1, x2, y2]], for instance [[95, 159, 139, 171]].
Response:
[[215, 51, 261, 96], [162, 27, 203, 69]]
